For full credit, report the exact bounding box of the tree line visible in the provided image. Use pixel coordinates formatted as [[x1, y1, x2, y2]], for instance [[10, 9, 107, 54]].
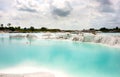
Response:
[[0, 23, 120, 33], [0, 23, 61, 33], [88, 27, 120, 32]]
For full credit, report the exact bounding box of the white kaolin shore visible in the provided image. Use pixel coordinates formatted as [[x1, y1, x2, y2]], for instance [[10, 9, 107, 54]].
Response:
[[7, 32, 120, 48]]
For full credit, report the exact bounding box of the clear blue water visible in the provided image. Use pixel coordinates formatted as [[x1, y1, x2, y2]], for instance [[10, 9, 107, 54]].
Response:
[[0, 35, 120, 77]]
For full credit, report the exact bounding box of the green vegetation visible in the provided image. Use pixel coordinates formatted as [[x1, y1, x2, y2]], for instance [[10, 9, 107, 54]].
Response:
[[0, 23, 61, 33], [0, 23, 120, 33], [98, 27, 120, 32], [82, 27, 120, 33]]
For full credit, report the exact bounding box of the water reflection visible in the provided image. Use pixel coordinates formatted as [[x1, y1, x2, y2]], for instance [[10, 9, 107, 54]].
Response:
[[26, 34, 37, 45], [26, 38, 33, 45], [0, 38, 4, 47], [0, 36, 120, 77]]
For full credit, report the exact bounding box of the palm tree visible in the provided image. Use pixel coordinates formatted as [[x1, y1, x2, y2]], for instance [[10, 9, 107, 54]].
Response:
[[0, 24, 4, 30], [7, 23, 11, 28], [0, 24, 3, 28]]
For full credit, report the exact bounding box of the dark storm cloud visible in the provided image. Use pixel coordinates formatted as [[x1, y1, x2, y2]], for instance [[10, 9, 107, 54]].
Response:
[[18, 8, 37, 13], [51, 7, 71, 17], [50, 1, 73, 17], [96, 0, 115, 13], [99, 5, 114, 12]]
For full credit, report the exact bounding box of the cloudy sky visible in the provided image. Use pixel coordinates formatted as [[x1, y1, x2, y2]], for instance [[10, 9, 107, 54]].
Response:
[[0, 0, 120, 30]]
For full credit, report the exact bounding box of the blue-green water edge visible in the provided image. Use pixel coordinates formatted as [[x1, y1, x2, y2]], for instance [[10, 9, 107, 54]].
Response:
[[0, 37, 120, 77]]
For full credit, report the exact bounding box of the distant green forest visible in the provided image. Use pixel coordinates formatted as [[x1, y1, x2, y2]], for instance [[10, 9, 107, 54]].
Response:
[[0, 23, 120, 33], [0, 23, 61, 33]]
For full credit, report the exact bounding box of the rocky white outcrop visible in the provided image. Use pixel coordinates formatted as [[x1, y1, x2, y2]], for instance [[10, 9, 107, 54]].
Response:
[[6, 33, 120, 47], [9, 35, 25, 38], [72, 34, 120, 47], [26, 34, 37, 39]]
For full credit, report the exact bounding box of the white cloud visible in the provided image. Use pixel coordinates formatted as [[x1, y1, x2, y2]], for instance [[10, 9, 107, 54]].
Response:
[[0, 0, 120, 30]]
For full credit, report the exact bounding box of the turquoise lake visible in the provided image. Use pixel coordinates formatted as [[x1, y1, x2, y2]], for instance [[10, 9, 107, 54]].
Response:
[[0, 34, 120, 77]]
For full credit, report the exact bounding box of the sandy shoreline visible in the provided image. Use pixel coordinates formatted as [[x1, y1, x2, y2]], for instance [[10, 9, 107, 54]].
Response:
[[0, 68, 65, 77], [0, 72, 55, 77], [0, 63, 68, 77]]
